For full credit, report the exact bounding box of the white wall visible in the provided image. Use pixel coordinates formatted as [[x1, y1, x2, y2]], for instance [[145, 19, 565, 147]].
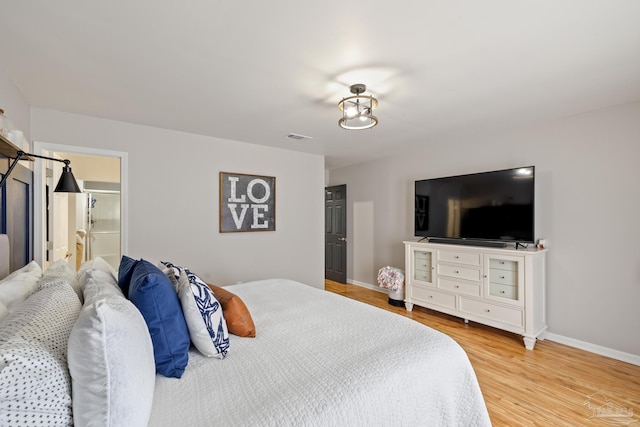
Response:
[[64, 153, 121, 183], [0, 72, 31, 146], [328, 101, 640, 357], [31, 108, 325, 288]]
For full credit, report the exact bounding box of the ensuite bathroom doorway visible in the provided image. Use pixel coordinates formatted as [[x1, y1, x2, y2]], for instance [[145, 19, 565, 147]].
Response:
[[33, 142, 127, 271]]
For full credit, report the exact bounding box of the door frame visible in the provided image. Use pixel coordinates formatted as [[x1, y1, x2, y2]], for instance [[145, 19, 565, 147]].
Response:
[[32, 141, 128, 267]]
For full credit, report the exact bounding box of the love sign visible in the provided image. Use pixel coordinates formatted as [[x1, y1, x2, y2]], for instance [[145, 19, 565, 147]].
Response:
[[220, 172, 276, 232]]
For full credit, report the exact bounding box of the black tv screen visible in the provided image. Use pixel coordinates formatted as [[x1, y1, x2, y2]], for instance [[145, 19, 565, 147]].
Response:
[[414, 166, 535, 243]]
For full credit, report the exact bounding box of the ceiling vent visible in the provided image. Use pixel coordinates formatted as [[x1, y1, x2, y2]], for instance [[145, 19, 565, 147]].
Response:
[[285, 133, 312, 141]]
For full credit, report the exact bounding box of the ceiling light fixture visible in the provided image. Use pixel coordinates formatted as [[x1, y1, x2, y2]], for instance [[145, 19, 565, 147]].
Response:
[[338, 84, 378, 130]]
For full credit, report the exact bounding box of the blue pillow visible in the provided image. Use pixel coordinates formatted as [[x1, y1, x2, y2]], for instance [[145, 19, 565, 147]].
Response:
[[128, 259, 190, 378], [118, 255, 138, 296]]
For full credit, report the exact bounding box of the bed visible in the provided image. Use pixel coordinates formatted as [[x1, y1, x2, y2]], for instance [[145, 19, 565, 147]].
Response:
[[0, 236, 491, 426]]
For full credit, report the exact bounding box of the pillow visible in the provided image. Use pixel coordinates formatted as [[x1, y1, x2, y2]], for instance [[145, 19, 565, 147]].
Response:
[[117, 255, 138, 296], [81, 269, 124, 302], [208, 284, 256, 338], [176, 269, 230, 358], [158, 263, 179, 290], [0, 303, 8, 323], [128, 260, 190, 378], [38, 259, 81, 299], [68, 277, 155, 427], [0, 281, 81, 425], [2, 259, 41, 281], [79, 257, 118, 288], [0, 260, 43, 322], [81, 268, 120, 295]]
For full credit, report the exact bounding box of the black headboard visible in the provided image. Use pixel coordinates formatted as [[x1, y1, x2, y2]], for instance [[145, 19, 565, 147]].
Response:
[[1, 156, 33, 272]]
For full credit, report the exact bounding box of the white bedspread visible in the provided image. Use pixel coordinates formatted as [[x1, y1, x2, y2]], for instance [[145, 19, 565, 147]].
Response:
[[149, 279, 491, 426]]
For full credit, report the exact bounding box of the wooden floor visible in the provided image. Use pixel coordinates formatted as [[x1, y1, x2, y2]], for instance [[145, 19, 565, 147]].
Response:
[[325, 280, 640, 426]]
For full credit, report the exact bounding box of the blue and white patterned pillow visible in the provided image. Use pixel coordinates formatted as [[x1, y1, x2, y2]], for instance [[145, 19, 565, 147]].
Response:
[[160, 261, 182, 292], [163, 261, 229, 358]]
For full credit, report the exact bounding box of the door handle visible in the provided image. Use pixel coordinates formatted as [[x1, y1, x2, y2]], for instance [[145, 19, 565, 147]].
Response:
[[338, 237, 347, 241]]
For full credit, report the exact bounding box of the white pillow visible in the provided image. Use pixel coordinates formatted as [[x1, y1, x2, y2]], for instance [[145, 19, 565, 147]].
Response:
[[0, 303, 8, 323], [68, 276, 155, 427], [78, 257, 118, 288], [38, 259, 81, 299], [177, 268, 230, 358], [2, 259, 41, 281], [0, 260, 42, 322], [81, 268, 122, 300], [0, 281, 81, 425]]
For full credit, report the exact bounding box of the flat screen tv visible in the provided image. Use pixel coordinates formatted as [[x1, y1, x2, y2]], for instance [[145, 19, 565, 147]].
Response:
[[414, 166, 534, 245]]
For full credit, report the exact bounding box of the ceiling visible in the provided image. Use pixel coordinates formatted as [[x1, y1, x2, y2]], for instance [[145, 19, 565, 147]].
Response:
[[1, 1, 639, 169]]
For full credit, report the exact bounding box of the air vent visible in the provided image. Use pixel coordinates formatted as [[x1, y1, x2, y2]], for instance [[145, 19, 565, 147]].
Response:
[[285, 133, 312, 141]]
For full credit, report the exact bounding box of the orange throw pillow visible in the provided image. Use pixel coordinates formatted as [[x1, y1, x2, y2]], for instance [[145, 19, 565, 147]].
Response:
[[207, 284, 256, 337]]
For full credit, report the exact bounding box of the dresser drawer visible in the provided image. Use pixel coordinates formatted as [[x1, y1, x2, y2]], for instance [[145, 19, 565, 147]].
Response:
[[414, 259, 432, 271], [460, 298, 523, 327], [437, 264, 481, 282], [438, 251, 481, 266], [411, 287, 456, 310], [413, 270, 432, 282], [414, 250, 430, 261], [489, 283, 518, 301], [437, 277, 481, 297], [489, 269, 517, 286], [489, 259, 518, 271]]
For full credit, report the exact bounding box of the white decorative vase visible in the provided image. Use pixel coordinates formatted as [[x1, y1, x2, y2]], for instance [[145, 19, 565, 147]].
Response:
[[388, 287, 404, 307]]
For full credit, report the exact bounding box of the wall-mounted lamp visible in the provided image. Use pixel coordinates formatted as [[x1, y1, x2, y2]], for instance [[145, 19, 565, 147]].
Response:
[[0, 150, 81, 193]]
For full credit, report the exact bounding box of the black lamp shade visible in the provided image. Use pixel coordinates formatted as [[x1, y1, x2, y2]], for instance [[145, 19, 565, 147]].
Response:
[[54, 165, 81, 193]]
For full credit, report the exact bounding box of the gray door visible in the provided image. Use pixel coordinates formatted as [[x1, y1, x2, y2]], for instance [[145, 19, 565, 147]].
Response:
[[325, 185, 347, 283]]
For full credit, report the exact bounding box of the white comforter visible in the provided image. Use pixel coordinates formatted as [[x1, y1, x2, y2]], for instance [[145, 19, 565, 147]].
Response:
[[149, 279, 491, 426]]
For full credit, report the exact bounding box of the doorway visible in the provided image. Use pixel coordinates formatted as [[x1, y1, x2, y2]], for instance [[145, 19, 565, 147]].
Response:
[[82, 181, 121, 271], [325, 184, 347, 283], [33, 141, 127, 270]]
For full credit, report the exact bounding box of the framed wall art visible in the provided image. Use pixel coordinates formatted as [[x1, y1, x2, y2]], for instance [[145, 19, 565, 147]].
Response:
[[219, 172, 276, 232]]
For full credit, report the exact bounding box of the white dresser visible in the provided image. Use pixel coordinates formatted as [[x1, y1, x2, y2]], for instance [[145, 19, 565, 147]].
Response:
[[404, 240, 547, 349]]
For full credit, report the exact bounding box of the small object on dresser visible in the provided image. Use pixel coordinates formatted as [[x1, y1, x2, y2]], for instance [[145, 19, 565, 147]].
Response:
[[0, 108, 8, 137], [377, 266, 405, 307]]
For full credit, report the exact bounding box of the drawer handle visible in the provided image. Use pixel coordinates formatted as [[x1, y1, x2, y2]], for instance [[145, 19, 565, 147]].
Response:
[[500, 290, 505, 294], [454, 255, 459, 259], [500, 261, 505, 264], [455, 270, 460, 274], [455, 285, 460, 289], [500, 275, 505, 279], [428, 295, 433, 299], [485, 309, 491, 313]]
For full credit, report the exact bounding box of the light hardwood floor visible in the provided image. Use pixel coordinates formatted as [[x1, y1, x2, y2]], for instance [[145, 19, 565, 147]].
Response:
[[325, 280, 640, 426]]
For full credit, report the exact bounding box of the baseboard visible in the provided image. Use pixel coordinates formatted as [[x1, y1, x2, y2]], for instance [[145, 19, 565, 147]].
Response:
[[348, 280, 640, 367], [545, 333, 640, 367], [347, 279, 387, 294]]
